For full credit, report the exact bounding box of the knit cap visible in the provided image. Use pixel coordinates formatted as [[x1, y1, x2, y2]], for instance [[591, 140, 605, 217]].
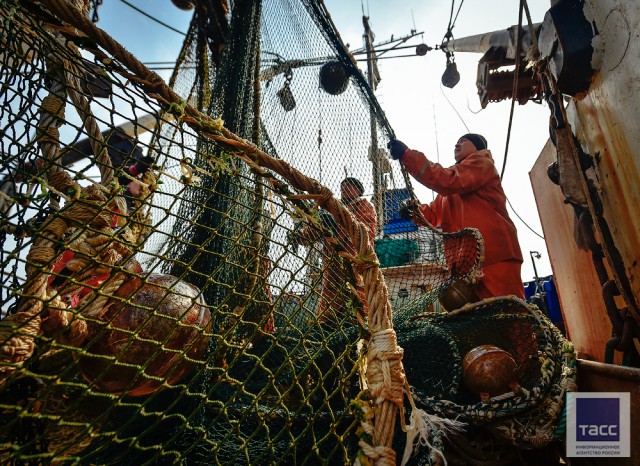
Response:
[[459, 133, 487, 151]]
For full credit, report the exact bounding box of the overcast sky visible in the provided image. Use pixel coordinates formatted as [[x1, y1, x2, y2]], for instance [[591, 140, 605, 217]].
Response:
[[324, 0, 554, 283], [92, 0, 554, 282]]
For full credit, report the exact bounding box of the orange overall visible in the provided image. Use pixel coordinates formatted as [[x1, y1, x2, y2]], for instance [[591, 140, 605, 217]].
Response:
[[401, 148, 524, 299], [296, 197, 377, 322]]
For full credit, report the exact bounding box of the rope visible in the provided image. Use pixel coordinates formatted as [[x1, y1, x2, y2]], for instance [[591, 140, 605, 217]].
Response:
[[522, 0, 539, 56], [65, 62, 115, 187], [311, 0, 420, 205], [0, 4, 577, 464], [500, 0, 524, 181], [424, 298, 575, 427], [0, 52, 70, 382], [117, 0, 186, 36], [0, 181, 135, 383]]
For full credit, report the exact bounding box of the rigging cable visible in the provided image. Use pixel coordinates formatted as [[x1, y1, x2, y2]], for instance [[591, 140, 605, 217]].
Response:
[[439, 82, 469, 132], [500, 0, 525, 180], [117, 0, 186, 36], [503, 0, 544, 240], [442, 0, 466, 42], [507, 197, 545, 239], [431, 98, 439, 202], [355, 54, 426, 61], [466, 95, 482, 114], [438, 0, 469, 123]]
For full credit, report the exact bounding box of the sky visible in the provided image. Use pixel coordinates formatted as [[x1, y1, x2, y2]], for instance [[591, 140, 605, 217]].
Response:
[[90, 0, 554, 283]]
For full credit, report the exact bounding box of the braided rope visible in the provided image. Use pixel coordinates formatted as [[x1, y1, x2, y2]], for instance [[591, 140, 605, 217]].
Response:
[[0, 184, 135, 383], [65, 62, 115, 187], [412, 297, 576, 452]]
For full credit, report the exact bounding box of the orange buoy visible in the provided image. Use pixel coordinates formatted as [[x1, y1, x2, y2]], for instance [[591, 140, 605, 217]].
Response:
[[78, 273, 211, 396], [462, 345, 520, 400], [439, 279, 478, 311]]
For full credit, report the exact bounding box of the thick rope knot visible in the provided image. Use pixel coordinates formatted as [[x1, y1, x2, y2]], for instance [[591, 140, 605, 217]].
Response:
[[357, 441, 396, 466], [42, 296, 88, 347], [40, 95, 65, 119], [529, 429, 552, 449], [36, 125, 60, 145], [48, 170, 78, 196], [63, 184, 117, 228], [0, 288, 44, 384], [367, 328, 405, 407], [0, 312, 39, 357], [26, 244, 57, 267], [41, 217, 69, 239]]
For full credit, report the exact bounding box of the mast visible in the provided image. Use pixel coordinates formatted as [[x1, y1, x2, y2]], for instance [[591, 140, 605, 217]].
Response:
[[363, 15, 384, 235], [361, 19, 424, 235]]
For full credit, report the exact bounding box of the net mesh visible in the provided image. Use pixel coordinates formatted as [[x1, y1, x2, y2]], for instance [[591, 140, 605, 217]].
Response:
[[0, 0, 574, 464]]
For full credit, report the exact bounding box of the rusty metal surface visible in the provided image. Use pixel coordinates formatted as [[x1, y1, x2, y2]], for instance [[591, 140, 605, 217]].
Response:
[[565, 1, 640, 319], [570, 359, 640, 466]]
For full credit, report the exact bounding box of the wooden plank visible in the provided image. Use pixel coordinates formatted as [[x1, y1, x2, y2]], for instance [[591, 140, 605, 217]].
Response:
[[529, 140, 613, 362]]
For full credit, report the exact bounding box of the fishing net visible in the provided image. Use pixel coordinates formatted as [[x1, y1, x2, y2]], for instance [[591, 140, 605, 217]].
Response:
[[0, 0, 575, 464]]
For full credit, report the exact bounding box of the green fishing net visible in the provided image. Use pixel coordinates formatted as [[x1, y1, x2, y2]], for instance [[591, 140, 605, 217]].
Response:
[[0, 1, 574, 464]]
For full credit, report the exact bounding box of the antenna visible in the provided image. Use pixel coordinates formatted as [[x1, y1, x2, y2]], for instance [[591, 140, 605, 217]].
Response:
[[530, 250, 542, 284]]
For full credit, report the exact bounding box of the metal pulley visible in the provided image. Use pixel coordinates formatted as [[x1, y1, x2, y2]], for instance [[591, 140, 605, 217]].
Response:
[[441, 53, 460, 88], [277, 68, 296, 111], [415, 43, 430, 56]]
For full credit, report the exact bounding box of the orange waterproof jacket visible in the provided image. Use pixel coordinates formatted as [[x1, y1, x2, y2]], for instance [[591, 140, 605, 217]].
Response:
[[295, 197, 377, 320], [296, 197, 377, 251], [401, 148, 524, 297], [344, 197, 377, 251]]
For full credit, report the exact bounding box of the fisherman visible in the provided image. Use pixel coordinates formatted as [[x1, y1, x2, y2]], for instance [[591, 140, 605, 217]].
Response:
[[291, 177, 377, 322], [339, 177, 377, 248], [105, 130, 155, 210], [387, 134, 525, 299]]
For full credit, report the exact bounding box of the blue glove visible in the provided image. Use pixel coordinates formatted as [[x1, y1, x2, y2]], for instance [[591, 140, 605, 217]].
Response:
[[387, 139, 408, 160]]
